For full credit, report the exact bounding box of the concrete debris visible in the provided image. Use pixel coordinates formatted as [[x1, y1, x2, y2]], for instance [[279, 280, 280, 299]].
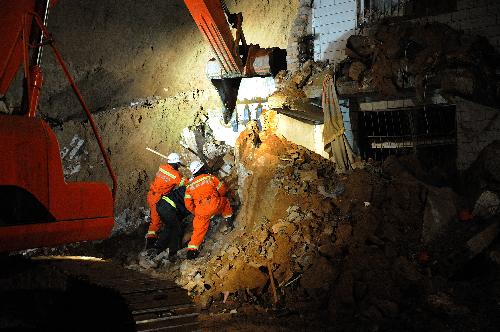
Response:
[[472, 191, 500, 219], [422, 187, 458, 243], [467, 222, 500, 257], [427, 292, 470, 316], [112, 208, 148, 236], [0, 100, 9, 114], [60, 135, 87, 177], [337, 22, 500, 105]]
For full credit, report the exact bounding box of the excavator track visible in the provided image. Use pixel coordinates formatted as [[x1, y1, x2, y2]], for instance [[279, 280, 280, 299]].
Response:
[[1, 256, 199, 331]]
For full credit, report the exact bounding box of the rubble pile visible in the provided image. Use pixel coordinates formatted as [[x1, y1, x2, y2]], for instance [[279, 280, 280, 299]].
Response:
[[180, 109, 233, 177], [268, 60, 330, 111], [337, 21, 500, 104], [148, 121, 499, 330]]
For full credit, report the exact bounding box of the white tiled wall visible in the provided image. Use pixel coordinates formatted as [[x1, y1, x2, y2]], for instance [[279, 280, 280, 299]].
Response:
[[313, 0, 357, 63]]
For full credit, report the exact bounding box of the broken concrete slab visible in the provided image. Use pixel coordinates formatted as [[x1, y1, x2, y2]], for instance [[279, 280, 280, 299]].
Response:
[[422, 186, 458, 243]]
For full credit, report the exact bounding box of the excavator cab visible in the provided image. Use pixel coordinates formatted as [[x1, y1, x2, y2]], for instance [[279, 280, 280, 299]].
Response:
[[0, 0, 116, 252]]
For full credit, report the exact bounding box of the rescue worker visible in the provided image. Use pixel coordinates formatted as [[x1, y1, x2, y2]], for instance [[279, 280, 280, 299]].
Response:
[[153, 185, 190, 255], [184, 161, 233, 259], [140, 185, 191, 269], [145, 152, 187, 247]]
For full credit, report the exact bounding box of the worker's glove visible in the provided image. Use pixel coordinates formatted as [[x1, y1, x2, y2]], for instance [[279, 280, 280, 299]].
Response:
[[186, 249, 200, 260], [145, 236, 157, 250]]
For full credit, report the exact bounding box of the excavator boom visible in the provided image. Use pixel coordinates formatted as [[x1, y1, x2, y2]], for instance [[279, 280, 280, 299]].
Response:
[[183, 0, 286, 123]]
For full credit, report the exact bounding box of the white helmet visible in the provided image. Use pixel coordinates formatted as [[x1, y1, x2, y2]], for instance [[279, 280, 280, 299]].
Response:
[[167, 153, 181, 164], [189, 161, 204, 175]]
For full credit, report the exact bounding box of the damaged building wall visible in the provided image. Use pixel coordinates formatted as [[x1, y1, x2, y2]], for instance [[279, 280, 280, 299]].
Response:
[[306, 0, 500, 170], [313, 0, 500, 64], [287, 0, 314, 71], [275, 114, 329, 159], [313, 0, 358, 62]]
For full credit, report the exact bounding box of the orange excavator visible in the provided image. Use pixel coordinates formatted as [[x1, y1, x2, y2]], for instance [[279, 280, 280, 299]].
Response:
[[183, 0, 286, 123], [0, 0, 282, 252], [0, 0, 116, 252]]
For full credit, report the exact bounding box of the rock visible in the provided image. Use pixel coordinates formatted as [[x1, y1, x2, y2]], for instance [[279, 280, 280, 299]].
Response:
[[472, 191, 500, 219], [299, 170, 318, 182], [335, 271, 354, 305], [348, 61, 366, 81], [216, 265, 230, 279], [489, 250, 500, 265], [346, 35, 377, 58], [227, 246, 240, 261], [467, 222, 500, 256], [318, 243, 337, 258], [300, 256, 337, 291], [465, 140, 500, 199], [0, 100, 9, 114], [393, 256, 422, 283], [287, 211, 301, 222], [303, 70, 329, 99], [267, 92, 287, 109], [427, 292, 470, 316], [373, 298, 399, 318], [362, 305, 383, 321], [422, 186, 458, 243], [271, 220, 289, 234], [223, 152, 235, 165], [335, 224, 352, 247]]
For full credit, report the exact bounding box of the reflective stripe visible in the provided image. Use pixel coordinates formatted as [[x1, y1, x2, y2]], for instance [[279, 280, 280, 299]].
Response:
[[179, 177, 187, 186], [162, 196, 176, 208], [216, 181, 223, 190], [147, 231, 156, 235], [159, 167, 176, 179], [187, 245, 198, 250], [188, 175, 212, 187], [185, 194, 192, 199]]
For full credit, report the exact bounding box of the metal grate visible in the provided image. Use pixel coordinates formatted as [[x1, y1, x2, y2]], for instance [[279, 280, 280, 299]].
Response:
[[354, 104, 456, 162], [363, 0, 457, 21]]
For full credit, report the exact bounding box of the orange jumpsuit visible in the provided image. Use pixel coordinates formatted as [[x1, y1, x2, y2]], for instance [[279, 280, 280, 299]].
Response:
[[147, 164, 186, 237], [184, 174, 233, 250]]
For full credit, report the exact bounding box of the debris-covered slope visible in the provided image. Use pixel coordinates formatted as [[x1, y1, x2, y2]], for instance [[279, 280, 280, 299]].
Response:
[[148, 120, 500, 331]]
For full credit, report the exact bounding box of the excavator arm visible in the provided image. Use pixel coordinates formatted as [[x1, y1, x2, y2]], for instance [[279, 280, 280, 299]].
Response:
[[183, 0, 286, 123]]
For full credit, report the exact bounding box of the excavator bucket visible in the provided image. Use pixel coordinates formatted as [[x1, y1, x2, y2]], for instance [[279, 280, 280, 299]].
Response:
[[0, 115, 114, 252], [211, 77, 242, 123]]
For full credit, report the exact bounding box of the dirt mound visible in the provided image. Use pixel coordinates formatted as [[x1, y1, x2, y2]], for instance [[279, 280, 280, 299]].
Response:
[[146, 123, 500, 330]]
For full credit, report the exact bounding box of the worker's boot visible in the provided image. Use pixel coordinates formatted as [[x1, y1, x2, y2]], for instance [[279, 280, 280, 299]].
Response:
[[222, 215, 235, 234]]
